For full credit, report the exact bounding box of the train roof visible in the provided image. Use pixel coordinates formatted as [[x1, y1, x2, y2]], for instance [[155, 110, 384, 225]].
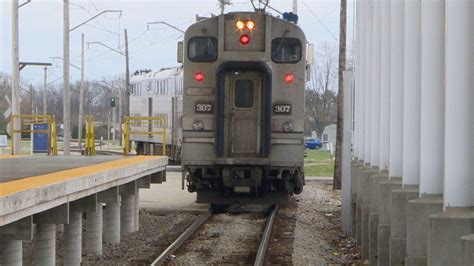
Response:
[[130, 66, 183, 83]]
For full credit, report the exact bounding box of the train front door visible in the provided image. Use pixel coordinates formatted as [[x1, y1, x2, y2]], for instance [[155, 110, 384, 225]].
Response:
[[227, 72, 261, 157]]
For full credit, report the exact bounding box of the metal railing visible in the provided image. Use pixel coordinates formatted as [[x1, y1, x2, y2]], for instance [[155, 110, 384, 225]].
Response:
[[10, 114, 58, 155], [85, 115, 96, 155], [123, 116, 167, 156]]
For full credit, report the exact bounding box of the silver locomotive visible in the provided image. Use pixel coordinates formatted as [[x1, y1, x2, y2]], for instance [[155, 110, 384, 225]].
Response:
[[179, 11, 310, 205]]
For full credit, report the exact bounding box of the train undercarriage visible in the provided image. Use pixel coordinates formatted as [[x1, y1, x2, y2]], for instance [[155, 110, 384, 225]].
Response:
[[185, 164, 304, 205]]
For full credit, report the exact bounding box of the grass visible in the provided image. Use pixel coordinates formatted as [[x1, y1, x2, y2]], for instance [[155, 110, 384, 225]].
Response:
[[304, 149, 335, 177]]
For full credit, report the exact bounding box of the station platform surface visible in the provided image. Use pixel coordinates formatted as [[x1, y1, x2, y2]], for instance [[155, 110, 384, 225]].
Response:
[[0, 155, 167, 227], [0, 155, 26, 160]]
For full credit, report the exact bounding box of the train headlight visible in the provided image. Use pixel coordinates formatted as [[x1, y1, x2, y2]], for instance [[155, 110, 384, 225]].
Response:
[[246, 20, 256, 31], [282, 121, 294, 132], [236, 20, 245, 30], [192, 120, 204, 131]]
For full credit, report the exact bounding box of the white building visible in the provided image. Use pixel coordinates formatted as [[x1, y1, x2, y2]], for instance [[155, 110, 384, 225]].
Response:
[[321, 124, 337, 150]]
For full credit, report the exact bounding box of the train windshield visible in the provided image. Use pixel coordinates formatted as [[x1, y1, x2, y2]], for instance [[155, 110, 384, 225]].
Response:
[[188, 37, 218, 62], [271, 38, 302, 63]]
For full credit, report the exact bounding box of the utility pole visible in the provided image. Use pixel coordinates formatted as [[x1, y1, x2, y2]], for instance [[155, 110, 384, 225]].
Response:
[[43, 67, 47, 115], [112, 105, 116, 142], [292, 0, 298, 14], [63, 0, 71, 155], [63, 5, 120, 155], [124, 28, 130, 123], [118, 83, 122, 146], [107, 110, 110, 142], [87, 29, 129, 146], [11, 0, 20, 154], [334, 0, 347, 190], [78, 33, 85, 152], [219, 0, 231, 14], [29, 84, 33, 115]]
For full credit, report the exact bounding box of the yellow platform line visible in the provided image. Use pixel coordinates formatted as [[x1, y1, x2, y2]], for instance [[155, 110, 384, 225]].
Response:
[[0, 155, 26, 160], [0, 156, 162, 197]]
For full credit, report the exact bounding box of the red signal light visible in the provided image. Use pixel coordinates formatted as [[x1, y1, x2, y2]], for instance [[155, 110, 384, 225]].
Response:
[[195, 72, 204, 82], [284, 73, 294, 83], [240, 34, 250, 45]]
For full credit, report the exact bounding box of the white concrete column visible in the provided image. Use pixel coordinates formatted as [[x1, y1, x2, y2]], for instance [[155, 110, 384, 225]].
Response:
[[419, 0, 445, 195], [63, 212, 82, 265], [342, 70, 353, 234], [389, 0, 404, 178], [357, 0, 367, 161], [120, 195, 135, 234], [85, 204, 103, 256], [402, 0, 421, 185], [378, 0, 391, 172], [36, 224, 56, 266], [370, 0, 381, 168], [364, 0, 373, 164], [0, 240, 22, 266], [443, 0, 473, 208], [351, 1, 360, 157], [103, 201, 120, 244]]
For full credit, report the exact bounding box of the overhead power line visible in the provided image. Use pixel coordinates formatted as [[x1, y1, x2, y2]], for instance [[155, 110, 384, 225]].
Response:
[[300, 0, 338, 41]]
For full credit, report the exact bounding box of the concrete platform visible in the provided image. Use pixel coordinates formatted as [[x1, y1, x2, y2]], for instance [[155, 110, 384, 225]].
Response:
[[0, 155, 167, 227], [0, 155, 26, 160], [140, 171, 208, 212]]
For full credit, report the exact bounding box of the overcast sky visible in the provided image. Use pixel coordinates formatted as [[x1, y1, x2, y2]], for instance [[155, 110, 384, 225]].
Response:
[[0, 0, 354, 87]]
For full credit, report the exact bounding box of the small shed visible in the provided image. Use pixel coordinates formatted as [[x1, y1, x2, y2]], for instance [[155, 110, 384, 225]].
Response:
[[322, 124, 337, 150]]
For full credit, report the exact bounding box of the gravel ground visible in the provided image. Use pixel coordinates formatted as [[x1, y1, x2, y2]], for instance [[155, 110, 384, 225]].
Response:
[[81, 211, 199, 265], [22, 210, 199, 265], [21, 182, 359, 265], [172, 209, 268, 265], [292, 181, 360, 265]]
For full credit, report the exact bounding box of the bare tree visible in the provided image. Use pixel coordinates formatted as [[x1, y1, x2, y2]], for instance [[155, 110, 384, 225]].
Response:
[[305, 42, 339, 137]]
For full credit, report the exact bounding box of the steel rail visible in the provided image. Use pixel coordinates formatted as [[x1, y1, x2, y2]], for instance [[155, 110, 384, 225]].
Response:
[[254, 205, 279, 266], [150, 208, 213, 266]]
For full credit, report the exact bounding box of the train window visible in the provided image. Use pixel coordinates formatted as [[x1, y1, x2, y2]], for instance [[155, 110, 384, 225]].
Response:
[[234, 79, 254, 108], [188, 37, 218, 62], [271, 38, 302, 63]]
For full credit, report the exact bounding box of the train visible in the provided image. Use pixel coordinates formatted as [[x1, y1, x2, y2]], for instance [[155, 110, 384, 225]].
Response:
[[179, 10, 310, 205], [129, 67, 183, 161]]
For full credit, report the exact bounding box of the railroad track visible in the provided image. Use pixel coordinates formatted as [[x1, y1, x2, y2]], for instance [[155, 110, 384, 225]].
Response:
[[150, 205, 279, 266]]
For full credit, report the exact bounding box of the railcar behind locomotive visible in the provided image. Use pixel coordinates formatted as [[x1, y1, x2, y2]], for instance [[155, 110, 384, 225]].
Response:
[[129, 67, 183, 161], [180, 10, 309, 205]]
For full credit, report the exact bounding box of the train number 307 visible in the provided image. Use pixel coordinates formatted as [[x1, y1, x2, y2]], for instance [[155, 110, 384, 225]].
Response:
[[273, 104, 292, 114], [195, 103, 214, 113]]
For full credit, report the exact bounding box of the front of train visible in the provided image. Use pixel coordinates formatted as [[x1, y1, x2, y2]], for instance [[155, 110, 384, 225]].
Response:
[[181, 11, 307, 205]]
